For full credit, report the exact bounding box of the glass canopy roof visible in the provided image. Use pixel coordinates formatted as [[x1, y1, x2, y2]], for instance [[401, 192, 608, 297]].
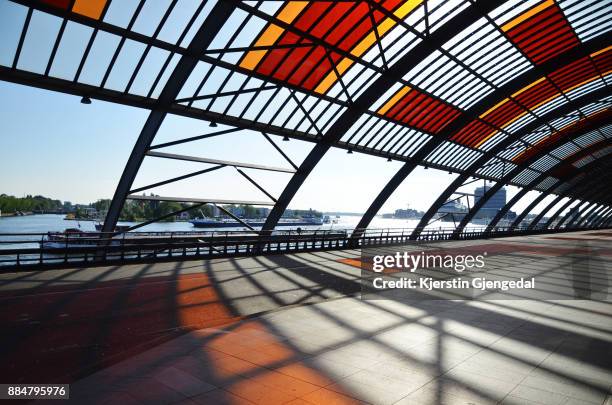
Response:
[[0, 0, 610, 232]]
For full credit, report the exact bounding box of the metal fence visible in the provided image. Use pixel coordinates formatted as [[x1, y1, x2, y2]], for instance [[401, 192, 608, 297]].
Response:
[[0, 225, 606, 271]]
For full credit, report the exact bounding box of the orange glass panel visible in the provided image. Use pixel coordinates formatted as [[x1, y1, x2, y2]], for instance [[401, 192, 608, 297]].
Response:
[[277, 1, 309, 23], [72, 0, 107, 20], [241, 0, 423, 94], [378, 86, 411, 115], [240, 25, 286, 70], [239, 2, 307, 72]]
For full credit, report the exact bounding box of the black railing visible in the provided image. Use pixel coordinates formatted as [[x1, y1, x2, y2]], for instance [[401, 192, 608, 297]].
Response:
[[0, 225, 607, 271]]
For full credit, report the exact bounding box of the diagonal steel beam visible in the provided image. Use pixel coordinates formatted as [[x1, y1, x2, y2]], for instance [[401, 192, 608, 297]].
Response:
[[146, 151, 294, 173], [102, 2, 236, 233]]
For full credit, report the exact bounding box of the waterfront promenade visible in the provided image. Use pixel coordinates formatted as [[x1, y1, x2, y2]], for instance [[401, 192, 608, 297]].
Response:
[[1, 230, 611, 404]]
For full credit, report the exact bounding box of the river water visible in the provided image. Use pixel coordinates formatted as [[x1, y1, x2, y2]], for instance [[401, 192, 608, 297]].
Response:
[[0, 214, 472, 234], [0, 214, 479, 252]]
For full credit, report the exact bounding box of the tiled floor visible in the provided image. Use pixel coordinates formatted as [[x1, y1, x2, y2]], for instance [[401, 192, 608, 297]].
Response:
[[67, 296, 612, 404], [1, 230, 610, 404]]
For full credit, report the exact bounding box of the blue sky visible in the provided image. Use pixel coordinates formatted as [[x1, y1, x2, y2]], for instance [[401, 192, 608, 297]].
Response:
[[0, 79, 475, 213]]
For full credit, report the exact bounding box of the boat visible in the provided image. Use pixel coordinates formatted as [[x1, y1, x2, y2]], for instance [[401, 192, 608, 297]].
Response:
[[94, 223, 131, 232], [190, 216, 323, 228], [41, 228, 117, 249]]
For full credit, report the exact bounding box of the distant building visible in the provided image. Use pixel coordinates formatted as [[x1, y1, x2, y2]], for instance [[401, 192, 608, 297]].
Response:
[[474, 186, 506, 219], [258, 207, 270, 218], [82, 207, 98, 218], [229, 206, 245, 217]]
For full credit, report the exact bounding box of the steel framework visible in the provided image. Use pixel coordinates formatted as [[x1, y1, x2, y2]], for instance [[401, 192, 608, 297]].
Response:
[[1, 0, 610, 239]]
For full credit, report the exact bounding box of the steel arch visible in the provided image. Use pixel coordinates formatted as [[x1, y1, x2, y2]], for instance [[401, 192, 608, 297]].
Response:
[[352, 34, 610, 236], [486, 138, 612, 231], [527, 159, 612, 229], [448, 113, 611, 236], [410, 87, 610, 240]]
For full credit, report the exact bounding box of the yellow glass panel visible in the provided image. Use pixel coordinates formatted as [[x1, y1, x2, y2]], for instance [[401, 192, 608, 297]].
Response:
[[479, 98, 510, 119], [335, 57, 354, 75], [240, 25, 285, 70], [378, 86, 411, 115], [314, 71, 338, 94], [511, 77, 546, 98], [351, 32, 377, 57], [394, 0, 423, 19], [474, 130, 499, 148], [375, 18, 396, 37], [72, 0, 106, 19], [240, 50, 268, 70], [255, 24, 285, 47], [591, 45, 612, 57], [277, 1, 309, 23], [501, 0, 554, 32]]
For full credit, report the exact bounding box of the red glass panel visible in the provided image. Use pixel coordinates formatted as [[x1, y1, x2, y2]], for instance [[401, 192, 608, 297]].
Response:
[[592, 48, 612, 73], [386, 90, 419, 119], [299, 48, 340, 89], [395, 93, 431, 122], [451, 120, 495, 148], [482, 100, 524, 128], [381, 88, 461, 134], [548, 58, 598, 91], [310, 3, 353, 38], [275, 45, 316, 81], [513, 80, 558, 109], [40, 0, 71, 9], [294, 2, 333, 32], [504, 2, 579, 65], [324, 3, 369, 45]]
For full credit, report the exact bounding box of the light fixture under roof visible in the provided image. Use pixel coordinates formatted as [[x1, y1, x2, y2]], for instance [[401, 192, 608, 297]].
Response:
[[80, 96, 91, 104], [347, 148, 353, 154], [209, 121, 217, 127], [282, 136, 289, 141]]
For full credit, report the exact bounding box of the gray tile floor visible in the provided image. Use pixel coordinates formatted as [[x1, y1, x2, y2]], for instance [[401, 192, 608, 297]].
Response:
[[18, 230, 612, 404]]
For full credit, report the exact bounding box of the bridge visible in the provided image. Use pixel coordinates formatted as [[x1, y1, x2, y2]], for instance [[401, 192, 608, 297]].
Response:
[[0, 0, 611, 404]]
